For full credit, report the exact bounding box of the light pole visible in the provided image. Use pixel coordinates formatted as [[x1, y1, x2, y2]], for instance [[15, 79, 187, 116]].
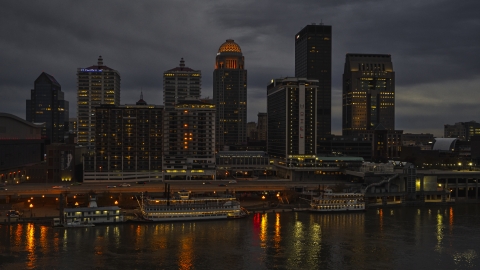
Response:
[[29, 203, 33, 217]]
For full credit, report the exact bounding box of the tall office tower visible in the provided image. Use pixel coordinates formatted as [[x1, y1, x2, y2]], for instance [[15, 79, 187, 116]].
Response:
[[83, 96, 163, 181], [295, 24, 332, 137], [257, 112, 267, 141], [342, 54, 395, 136], [163, 58, 201, 110], [213, 39, 247, 150], [77, 56, 120, 150], [267, 78, 318, 160], [26, 72, 69, 143], [163, 98, 216, 180]]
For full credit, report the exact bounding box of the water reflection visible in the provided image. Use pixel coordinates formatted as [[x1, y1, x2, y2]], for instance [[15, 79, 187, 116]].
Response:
[[1, 206, 480, 269]]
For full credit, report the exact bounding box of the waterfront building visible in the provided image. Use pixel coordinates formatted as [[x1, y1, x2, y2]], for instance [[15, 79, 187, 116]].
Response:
[[215, 151, 274, 180], [257, 112, 267, 141], [342, 53, 395, 136], [0, 113, 45, 184], [317, 135, 372, 160], [295, 24, 332, 137], [45, 143, 78, 183], [357, 126, 403, 161], [213, 39, 247, 151], [77, 56, 121, 150], [83, 96, 163, 182], [26, 72, 69, 143], [163, 98, 216, 180], [402, 133, 434, 150], [444, 121, 480, 141], [163, 58, 201, 110]]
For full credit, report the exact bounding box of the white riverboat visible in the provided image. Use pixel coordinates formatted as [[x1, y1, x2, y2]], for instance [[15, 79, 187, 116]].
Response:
[[309, 188, 365, 212], [135, 190, 249, 222], [62, 195, 124, 225]]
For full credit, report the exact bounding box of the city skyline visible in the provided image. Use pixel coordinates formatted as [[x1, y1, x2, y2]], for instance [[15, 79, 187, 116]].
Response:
[[1, 1, 479, 137]]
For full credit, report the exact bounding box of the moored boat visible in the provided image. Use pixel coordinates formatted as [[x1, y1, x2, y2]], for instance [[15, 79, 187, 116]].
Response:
[[309, 188, 365, 212], [135, 190, 249, 222]]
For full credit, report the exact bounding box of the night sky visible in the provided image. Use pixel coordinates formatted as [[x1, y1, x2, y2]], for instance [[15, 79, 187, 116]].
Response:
[[1, 1, 479, 137]]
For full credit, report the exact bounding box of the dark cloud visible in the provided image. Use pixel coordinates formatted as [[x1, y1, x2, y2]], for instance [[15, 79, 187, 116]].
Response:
[[1, 0, 479, 137]]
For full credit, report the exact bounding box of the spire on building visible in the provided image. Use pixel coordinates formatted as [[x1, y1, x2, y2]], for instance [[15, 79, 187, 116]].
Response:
[[180, 58, 185, 68], [136, 91, 147, 105], [98, 56, 103, 66]]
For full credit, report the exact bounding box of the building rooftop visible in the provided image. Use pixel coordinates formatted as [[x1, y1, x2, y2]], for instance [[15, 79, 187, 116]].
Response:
[[218, 39, 242, 53]]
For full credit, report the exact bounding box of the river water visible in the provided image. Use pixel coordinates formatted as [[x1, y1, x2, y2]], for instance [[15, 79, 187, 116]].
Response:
[[1, 204, 480, 270]]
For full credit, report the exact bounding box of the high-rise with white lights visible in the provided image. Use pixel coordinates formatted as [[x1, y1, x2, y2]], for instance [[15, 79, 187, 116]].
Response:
[[163, 58, 201, 110], [77, 56, 120, 150]]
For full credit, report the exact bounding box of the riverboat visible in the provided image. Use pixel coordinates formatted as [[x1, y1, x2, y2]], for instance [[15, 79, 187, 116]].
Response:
[[62, 195, 124, 225], [135, 190, 249, 222], [309, 188, 365, 212]]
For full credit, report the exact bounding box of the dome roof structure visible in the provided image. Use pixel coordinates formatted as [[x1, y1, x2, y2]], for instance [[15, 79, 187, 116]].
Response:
[[218, 39, 242, 53]]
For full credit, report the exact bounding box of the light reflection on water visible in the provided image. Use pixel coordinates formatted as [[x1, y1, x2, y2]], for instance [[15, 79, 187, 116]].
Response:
[[0, 205, 480, 269]]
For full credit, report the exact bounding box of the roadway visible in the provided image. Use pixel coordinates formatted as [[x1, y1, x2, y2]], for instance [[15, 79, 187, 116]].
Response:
[[0, 180, 337, 197]]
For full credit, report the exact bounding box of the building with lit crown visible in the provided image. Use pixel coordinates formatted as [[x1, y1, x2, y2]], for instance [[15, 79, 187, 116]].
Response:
[[295, 24, 332, 138], [77, 56, 120, 150], [213, 39, 247, 150], [163, 98, 216, 180], [163, 58, 201, 110], [342, 53, 395, 136], [26, 72, 69, 143], [83, 95, 163, 182]]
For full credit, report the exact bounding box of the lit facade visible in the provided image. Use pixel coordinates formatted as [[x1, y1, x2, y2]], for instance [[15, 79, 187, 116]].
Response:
[[163, 58, 201, 110], [77, 56, 120, 150], [163, 98, 216, 180], [342, 54, 395, 136], [83, 99, 163, 182], [26, 72, 69, 143], [213, 39, 247, 150], [295, 24, 332, 137], [267, 77, 318, 159]]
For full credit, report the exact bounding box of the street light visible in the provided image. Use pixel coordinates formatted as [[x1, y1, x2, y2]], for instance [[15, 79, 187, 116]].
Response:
[[29, 203, 33, 217]]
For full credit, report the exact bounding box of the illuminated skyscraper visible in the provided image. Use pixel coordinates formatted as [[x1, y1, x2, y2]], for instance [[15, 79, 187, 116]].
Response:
[[213, 39, 247, 151], [26, 72, 69, 143], [267, 77, 318, 159], [163, 58, 201, 110], [342, 54, 395, 136], [295, 24, 332, 137], [77, 56, 120, 149]]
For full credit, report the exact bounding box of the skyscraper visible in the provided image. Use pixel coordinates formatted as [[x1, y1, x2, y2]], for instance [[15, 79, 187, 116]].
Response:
[[213, 39, 247, 150], [77, 56, 120, 150], [295, 24, 332, 137], [84, 95, 163, 182], [163, 58, 201, 110], [26, 72, 69, 143], [342, 53, 395, 136], [163, 98, 216, 181], [267, 77, 318, 159]]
